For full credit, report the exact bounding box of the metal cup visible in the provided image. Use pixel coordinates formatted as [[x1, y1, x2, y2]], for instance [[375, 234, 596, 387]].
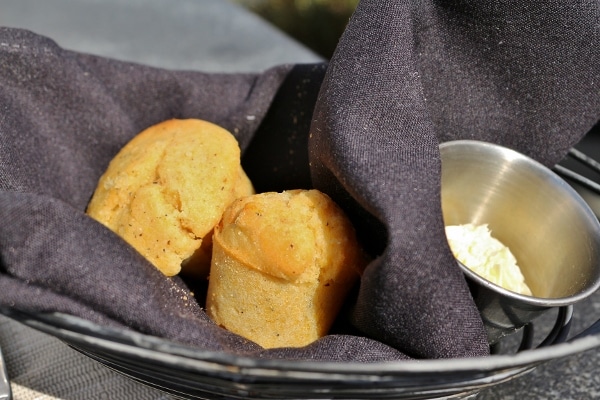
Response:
[[440, 140, 600, 344]]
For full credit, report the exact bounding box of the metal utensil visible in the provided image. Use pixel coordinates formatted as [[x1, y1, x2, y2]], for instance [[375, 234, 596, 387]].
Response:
[[0, 343, 11, 400]]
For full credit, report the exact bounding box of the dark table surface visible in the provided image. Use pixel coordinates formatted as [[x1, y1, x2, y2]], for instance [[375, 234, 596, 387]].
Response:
[[0, 0, 598, 399]]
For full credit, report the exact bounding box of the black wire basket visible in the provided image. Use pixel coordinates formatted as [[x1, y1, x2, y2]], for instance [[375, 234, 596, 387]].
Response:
[[4, 137, 600, 400], [1, 299, 599, 400]]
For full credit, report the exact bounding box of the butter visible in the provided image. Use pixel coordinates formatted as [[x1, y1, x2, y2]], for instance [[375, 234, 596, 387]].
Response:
[[445, 223, 532, 296]]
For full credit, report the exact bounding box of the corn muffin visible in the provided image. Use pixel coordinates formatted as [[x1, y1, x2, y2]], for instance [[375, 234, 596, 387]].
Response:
[[206, 189, 368, 349], [86, 118, 254, 277]]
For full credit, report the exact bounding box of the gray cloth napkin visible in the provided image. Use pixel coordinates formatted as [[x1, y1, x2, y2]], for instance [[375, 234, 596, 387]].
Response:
[[0, 0, 598, 363], [309, 0, 599, 358]]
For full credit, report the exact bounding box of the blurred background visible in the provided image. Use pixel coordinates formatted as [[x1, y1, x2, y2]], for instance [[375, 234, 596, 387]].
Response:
[[233, 0, 359, 59]]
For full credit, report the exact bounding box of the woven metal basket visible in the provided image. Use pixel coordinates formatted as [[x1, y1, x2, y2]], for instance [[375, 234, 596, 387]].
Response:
[[4, 136, 600, 400]]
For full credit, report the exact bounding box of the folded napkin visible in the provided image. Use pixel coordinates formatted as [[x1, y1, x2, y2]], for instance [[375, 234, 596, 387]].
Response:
[[0, 0, 598, 362]]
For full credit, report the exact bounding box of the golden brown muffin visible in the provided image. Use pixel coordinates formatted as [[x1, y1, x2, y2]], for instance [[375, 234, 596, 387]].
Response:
[[206, 189, 368, 349], [86, 118, 254, 277]]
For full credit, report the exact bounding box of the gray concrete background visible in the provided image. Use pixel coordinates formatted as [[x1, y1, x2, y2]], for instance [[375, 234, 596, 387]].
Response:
[[0, 0, 323, 72]]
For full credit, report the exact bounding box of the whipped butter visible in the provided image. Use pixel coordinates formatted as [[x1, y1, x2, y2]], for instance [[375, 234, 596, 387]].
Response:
[[445, 223, 532, 296]]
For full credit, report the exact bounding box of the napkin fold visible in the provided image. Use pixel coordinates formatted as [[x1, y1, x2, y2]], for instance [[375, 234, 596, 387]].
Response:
[[309, 0, 599, 358], [0, 0, 598, 362]]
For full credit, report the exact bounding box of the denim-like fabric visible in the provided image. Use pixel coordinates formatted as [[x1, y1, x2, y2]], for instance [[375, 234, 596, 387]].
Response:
[[0, 0, 598, 361]]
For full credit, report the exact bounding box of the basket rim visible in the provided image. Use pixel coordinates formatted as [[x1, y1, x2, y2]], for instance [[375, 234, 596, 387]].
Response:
[[3, 308, 599, 377]]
